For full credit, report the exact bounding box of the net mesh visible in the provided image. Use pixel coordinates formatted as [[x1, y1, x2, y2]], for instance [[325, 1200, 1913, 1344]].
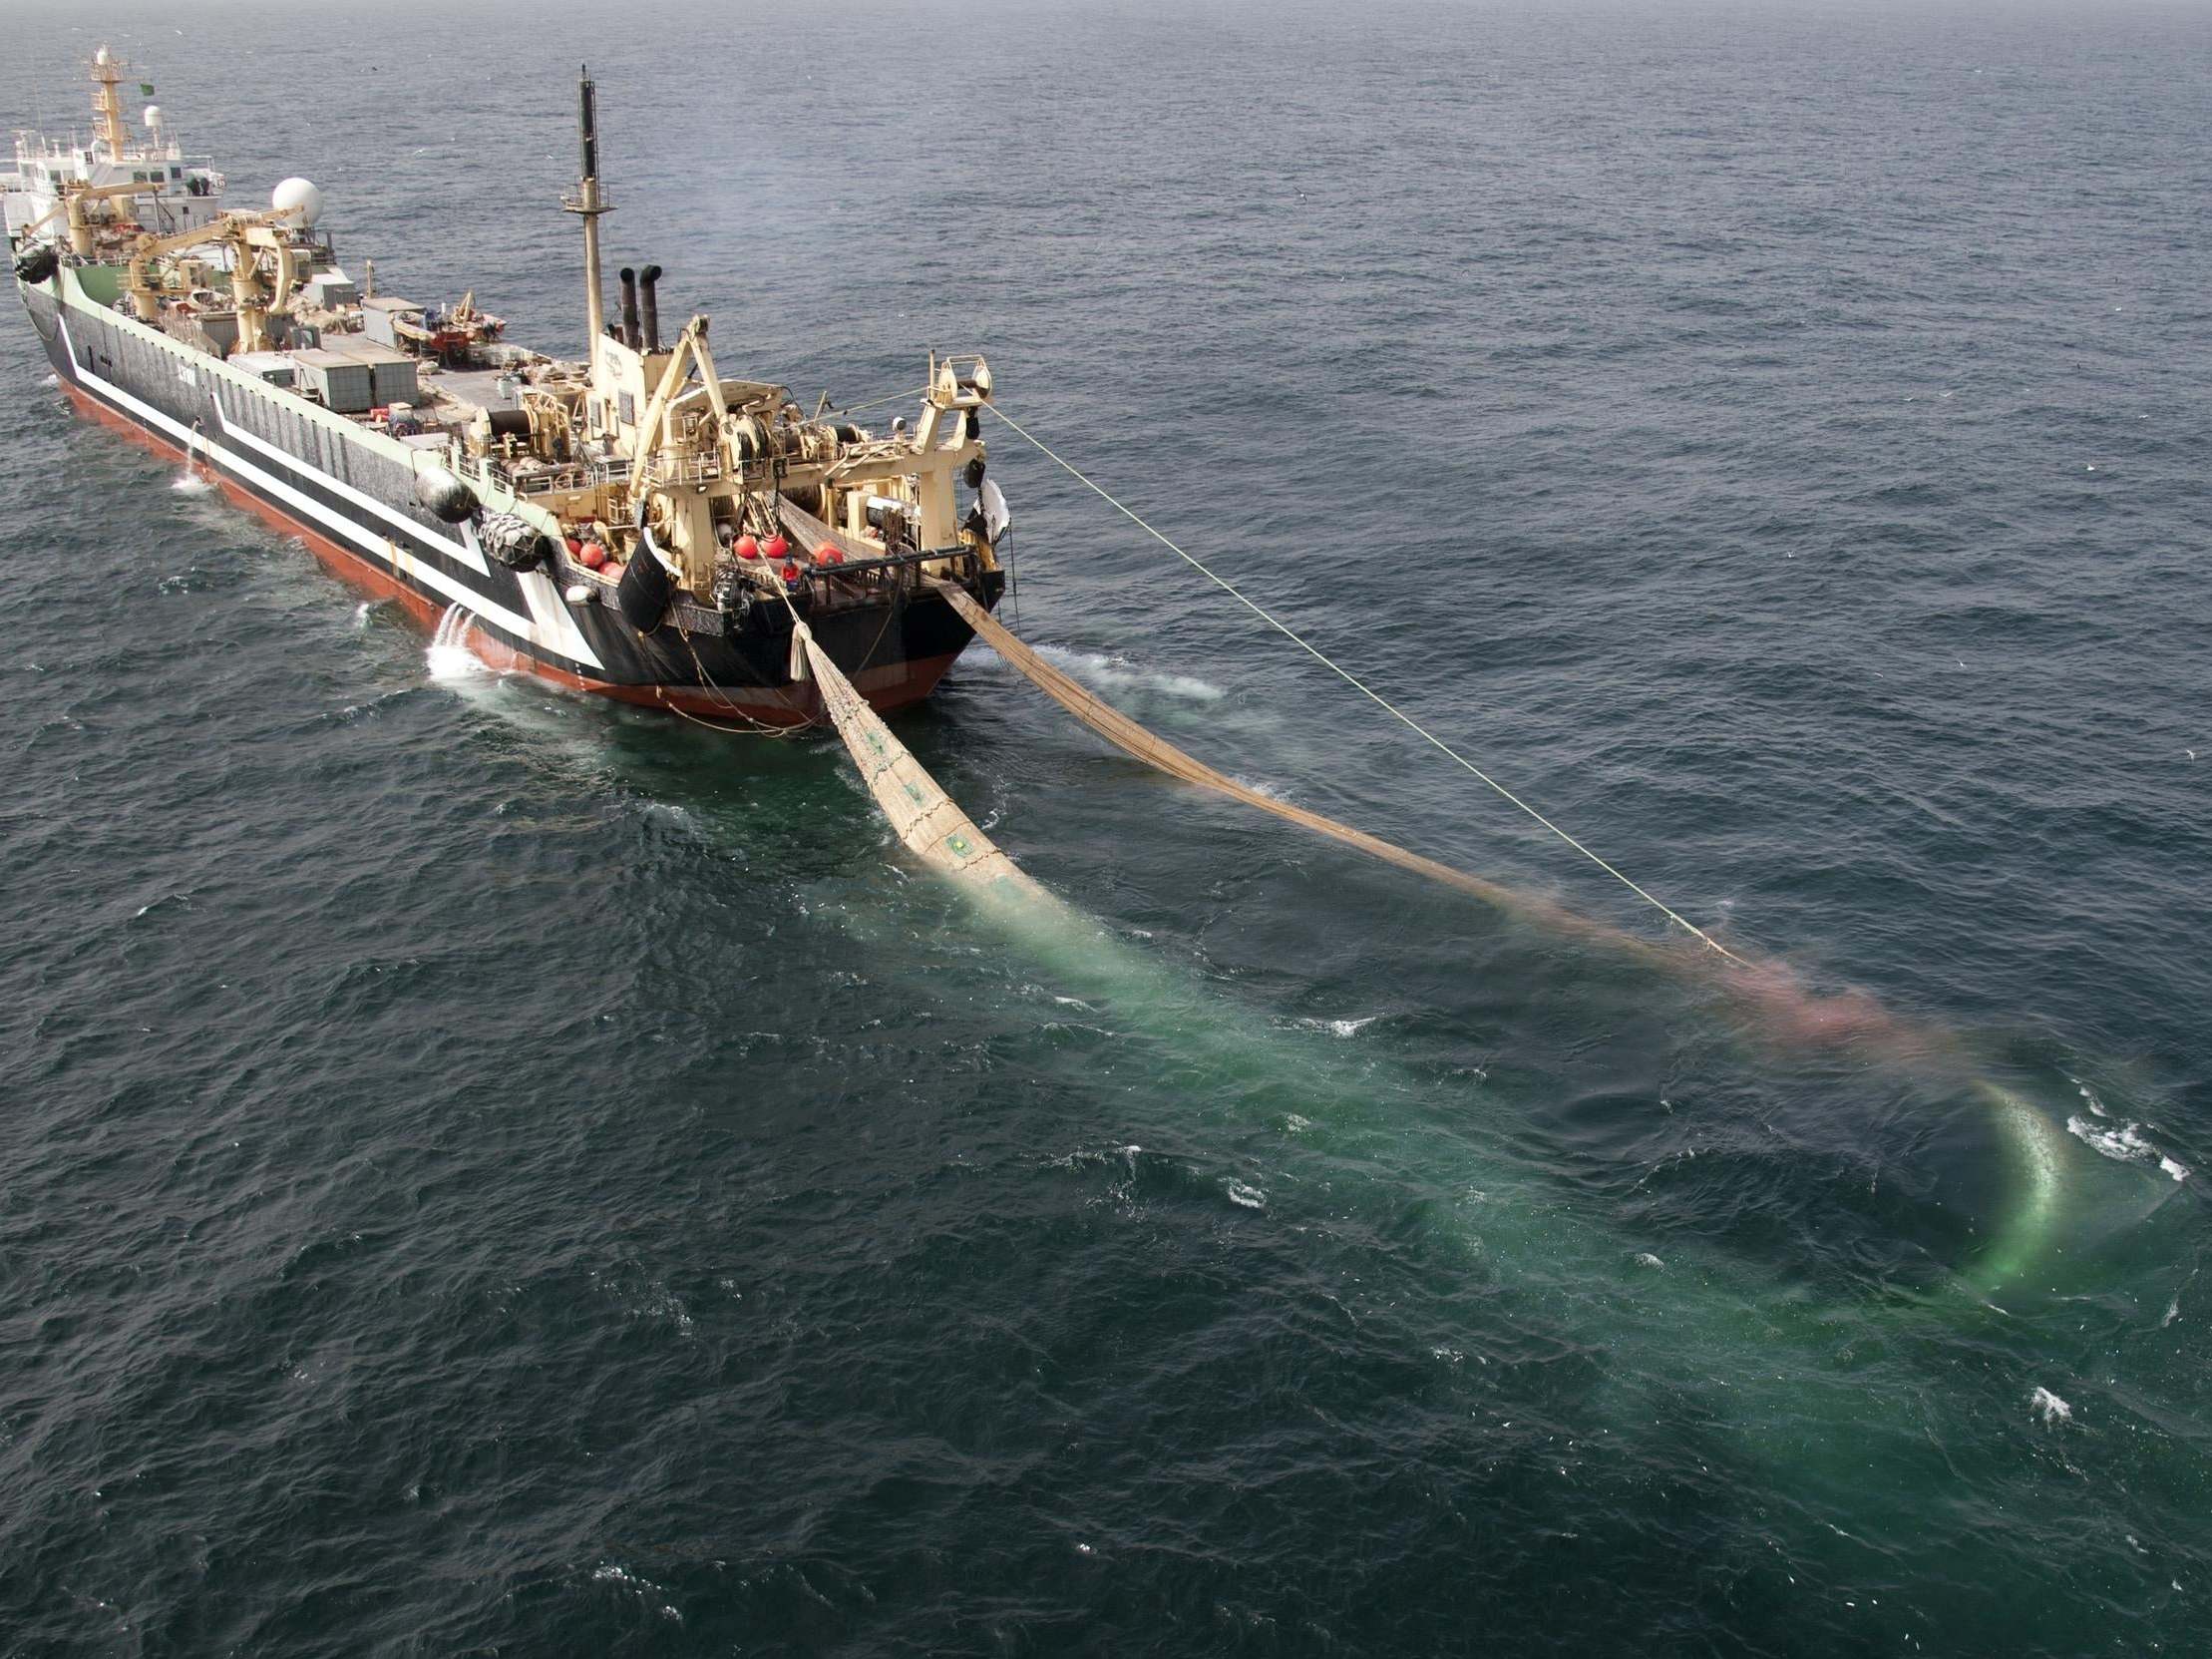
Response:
[[802, 631, 1049, 903]]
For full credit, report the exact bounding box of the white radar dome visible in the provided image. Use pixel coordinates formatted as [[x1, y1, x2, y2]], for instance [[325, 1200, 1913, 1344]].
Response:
[[143, 104, 163, 128], [270, 177, 324, 227]]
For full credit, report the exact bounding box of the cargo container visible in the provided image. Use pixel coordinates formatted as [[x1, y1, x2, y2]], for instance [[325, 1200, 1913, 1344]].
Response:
[[290, 347, 374, 413], [360, 295, 424, 351], [319, 334, 420, 406], [229, 349, 295, 387]]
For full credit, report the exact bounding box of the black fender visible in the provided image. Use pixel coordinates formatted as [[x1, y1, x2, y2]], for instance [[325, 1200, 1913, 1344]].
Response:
[[618, 497, 676, 632]]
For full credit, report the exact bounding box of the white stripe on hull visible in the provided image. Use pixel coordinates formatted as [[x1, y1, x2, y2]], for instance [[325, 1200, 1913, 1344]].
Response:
[[58, 307, 603, 671], [214, 411, 487, 574]]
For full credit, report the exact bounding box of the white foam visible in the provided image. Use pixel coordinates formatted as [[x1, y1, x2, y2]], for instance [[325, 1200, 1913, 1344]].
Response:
[[1045, 1143, 1143, 1171], [2072, 1078, 2110, 1118], [40, 373, 58, 388], [1634, 1252, 1665, 1270], [1295, 1014, 1380, 1038], [1034, 644, 1226, 702], [171, 471, 213, 495], [2028, 1386, 2072, 1425], [591, 1561, 682, 1623], [1225, 1180, 1267, 1209], [2066, 1114, 2182, 1178]]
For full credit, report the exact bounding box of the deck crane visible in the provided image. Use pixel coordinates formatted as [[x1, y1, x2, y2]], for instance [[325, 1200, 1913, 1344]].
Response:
[[125, 203, 308, 353]]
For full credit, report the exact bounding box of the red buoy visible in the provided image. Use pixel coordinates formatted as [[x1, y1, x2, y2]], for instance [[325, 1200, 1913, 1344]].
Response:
[[578, 542, 608, 570], [764, 533, 790, 564], [815, 544, 844, 566], [734, 534, 761, 562]]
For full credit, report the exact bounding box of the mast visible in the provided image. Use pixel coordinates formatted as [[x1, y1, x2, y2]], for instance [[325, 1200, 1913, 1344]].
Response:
[[560, 66, 612, 359], [91, 45, 131, 159]]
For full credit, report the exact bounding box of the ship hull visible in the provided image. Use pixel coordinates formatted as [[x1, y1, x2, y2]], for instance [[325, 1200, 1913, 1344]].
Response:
[[17, 272, 999, 726]]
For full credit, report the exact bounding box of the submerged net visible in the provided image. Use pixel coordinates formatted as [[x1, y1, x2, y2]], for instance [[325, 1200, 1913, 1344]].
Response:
[[929, 581, 2084, 1295]]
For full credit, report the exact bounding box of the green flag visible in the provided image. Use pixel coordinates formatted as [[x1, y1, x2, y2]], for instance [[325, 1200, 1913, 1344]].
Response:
[[139, 82, 155, 97]]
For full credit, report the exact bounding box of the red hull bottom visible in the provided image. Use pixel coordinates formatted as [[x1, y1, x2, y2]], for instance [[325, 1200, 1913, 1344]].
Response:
[[59, 380, 958, 727]]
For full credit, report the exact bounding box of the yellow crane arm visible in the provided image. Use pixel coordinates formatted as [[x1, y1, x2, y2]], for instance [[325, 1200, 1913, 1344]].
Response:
[[129, 204, 287, 264], [126, 205, 308, 349]]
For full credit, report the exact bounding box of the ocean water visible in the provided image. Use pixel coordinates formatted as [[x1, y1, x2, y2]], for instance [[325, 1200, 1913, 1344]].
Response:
[[3, 1, 2208, 1653]]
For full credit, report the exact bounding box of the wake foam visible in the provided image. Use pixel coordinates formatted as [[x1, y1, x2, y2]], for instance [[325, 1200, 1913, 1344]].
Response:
[[1035, 644, 1226, 702]]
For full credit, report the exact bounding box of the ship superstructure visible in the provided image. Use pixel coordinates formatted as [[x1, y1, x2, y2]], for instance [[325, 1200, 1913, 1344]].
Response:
[[6, 51, 1010, 723]]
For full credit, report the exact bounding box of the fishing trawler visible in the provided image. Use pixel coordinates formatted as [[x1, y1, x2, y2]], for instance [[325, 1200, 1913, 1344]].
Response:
[[4, 49, 1010, 723]]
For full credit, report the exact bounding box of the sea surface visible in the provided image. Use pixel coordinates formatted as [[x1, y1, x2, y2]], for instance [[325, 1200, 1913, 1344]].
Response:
[[3, 2, 2208, 1653]]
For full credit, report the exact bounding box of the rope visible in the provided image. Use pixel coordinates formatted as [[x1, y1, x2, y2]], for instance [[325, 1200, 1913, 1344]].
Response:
[[671, 620, 813, 736], [982, 403, 1750, 969], [831, 387, 932, 418], [653, 686, 799, 736]]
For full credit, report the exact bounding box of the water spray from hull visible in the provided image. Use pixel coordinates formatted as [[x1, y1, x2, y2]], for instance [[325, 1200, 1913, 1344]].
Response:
[[173, 422, 213, 495]]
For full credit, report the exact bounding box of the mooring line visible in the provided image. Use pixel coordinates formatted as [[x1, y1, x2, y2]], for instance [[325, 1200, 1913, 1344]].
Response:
[[982, 403, 1750, 968]]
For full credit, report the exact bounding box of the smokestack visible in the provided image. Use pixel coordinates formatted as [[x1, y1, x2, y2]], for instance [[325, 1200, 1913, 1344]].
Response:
[[639, 263, 662, 353], [617, 266, 640, 348]]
